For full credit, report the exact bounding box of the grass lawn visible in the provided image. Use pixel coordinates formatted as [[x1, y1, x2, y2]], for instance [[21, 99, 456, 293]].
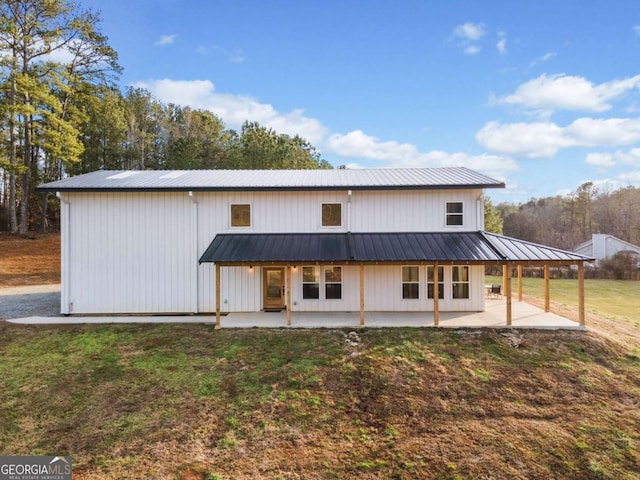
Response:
[[1, 322, 640, 479], [487, 275, 640, 326]]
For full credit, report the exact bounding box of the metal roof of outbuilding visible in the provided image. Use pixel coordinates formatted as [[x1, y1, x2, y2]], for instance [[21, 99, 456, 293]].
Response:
[[38, 167, 505, 192], [199, 232, 593, 264]]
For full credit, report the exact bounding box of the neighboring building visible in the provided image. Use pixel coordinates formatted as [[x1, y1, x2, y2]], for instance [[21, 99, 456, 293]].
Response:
[[39, 168, 590, 324], [574, 234, 640, 267]]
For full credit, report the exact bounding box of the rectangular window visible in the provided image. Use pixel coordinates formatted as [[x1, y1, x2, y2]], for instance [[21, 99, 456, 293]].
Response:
[[324, 266, 342, 299], [452, 266, 470, 299], [230, 204, 251, 227], [427, 266, 445, 299], [302, 266, 320, 299], [402, 266, 419, 299], [322, 203, 342, 227], [446, 202, 463, 226]]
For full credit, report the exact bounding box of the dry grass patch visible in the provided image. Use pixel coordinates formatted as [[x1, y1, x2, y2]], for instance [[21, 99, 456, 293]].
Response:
[[1, 323, 639, 479]]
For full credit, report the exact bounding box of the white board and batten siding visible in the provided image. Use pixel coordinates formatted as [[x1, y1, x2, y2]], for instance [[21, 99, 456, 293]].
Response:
[[60, 187, 486, 314], [60, 192, 197, 314]]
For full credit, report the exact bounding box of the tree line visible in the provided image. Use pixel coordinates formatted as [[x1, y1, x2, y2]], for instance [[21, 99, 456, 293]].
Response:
[[498, 182, 640, 250], [0, 0, 330, 233], [2, 1, 639, 248]]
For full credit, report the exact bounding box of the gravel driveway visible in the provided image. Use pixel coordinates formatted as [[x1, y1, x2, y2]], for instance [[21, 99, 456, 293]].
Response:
[[0, 284, 60, 320]]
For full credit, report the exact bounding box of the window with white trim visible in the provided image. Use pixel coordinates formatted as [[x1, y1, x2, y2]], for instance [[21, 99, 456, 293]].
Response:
[[302, 266, 320, 299], [321, 203, 342, 227], [402, 266, 419, 299], [427, 266, 444, 299], [446, 202, 463, 226], [452, 266, 470, 299], [324, 266, 342, 299], [230, 204, 251, 227]]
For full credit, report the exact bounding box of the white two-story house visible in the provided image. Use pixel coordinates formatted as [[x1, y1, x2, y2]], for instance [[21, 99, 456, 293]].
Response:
[[40, 167, 590, 326]]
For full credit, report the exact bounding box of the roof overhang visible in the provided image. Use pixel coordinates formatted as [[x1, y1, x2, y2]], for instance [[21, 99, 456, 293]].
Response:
[[199, 232, 594, 265]]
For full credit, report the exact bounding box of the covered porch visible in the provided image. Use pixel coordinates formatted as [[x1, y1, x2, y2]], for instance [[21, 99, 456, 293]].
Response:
[[199, 231, 593, 329]]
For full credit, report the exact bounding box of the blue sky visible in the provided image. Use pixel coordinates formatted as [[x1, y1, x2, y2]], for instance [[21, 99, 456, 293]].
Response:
[[81, 0, 640, 203]]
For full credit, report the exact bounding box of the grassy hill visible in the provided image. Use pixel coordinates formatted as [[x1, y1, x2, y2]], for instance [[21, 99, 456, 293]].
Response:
[[1, 322, 639, 479]]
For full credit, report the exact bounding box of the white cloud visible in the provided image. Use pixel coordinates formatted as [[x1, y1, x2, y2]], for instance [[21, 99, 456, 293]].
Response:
[[567, 118, 640, 145], [476, 121, 568, 157], [618, 170, 640, 183], [155, 34, 177, 46], [325, 130, 517, 180], [585, 148, 640, 168], [453, 22, 486, 42], [452, 22, 485, 55], [464, 45, 481, 55], [496, 35, 507, 55], [498, 73, 640, 113], [585, 152, 616, 168], [134, 79, 328, 144], [634, 25, 640, 36], [476, 118, 640, 158], [529, 52, 556, 67], [197, 45, 245, 63]]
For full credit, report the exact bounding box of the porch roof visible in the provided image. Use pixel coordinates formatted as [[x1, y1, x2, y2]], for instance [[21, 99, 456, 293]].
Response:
[[199, 232, 592, 265]]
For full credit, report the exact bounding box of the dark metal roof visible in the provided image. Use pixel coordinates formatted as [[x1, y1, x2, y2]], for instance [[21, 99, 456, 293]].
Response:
[[199, 233, 351, 263], [199, 232, 593, 264], [38, 167, 505, 192], [481, 232, 592, 262]]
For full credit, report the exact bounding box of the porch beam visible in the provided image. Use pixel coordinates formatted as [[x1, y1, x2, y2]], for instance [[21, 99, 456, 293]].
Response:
[[215, 263, 221, 329], [506, 263, 512, 326], [359, 264, 365, 326], [433, 264, 439, 326], [544, 264, 550, 312], [578, 262, 585, 326]]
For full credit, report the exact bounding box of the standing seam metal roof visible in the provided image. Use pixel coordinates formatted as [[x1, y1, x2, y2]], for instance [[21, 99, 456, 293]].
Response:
[[199, 232, 593, 264], [38, 167, 506, 191]]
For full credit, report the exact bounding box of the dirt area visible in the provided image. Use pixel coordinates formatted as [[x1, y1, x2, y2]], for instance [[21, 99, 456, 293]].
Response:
[[0, 233, 60, 287], [0, 234, 61, 320]]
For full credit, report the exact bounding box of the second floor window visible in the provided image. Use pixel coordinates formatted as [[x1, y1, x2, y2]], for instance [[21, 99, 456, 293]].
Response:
[[446, 202, 463, 226], [322, 203, 342, 227], [230, 204, 251, 227]]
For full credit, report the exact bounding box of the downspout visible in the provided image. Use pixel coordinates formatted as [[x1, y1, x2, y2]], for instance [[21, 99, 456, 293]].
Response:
[[189, 191, 199, 313], [347, 189, 352, 232], [477, 192, 484, 231], [56, 192, 71, 314]]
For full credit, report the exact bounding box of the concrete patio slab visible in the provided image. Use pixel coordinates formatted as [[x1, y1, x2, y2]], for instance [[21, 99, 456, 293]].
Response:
[[7, 298, 585, 330]]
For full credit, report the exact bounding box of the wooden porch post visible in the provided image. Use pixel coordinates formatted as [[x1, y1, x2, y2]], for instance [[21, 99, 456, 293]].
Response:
[[286, 266, 292, 326], [544, 264, 550, 312], [433, 264, 439, 326], [359, 264, 365, 326], [502, 264, 507, 298], [506, 263, 512, 326], [578, 262, 585, 326], [517, 264, 523, 302], [215, 263, 221, 329]]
